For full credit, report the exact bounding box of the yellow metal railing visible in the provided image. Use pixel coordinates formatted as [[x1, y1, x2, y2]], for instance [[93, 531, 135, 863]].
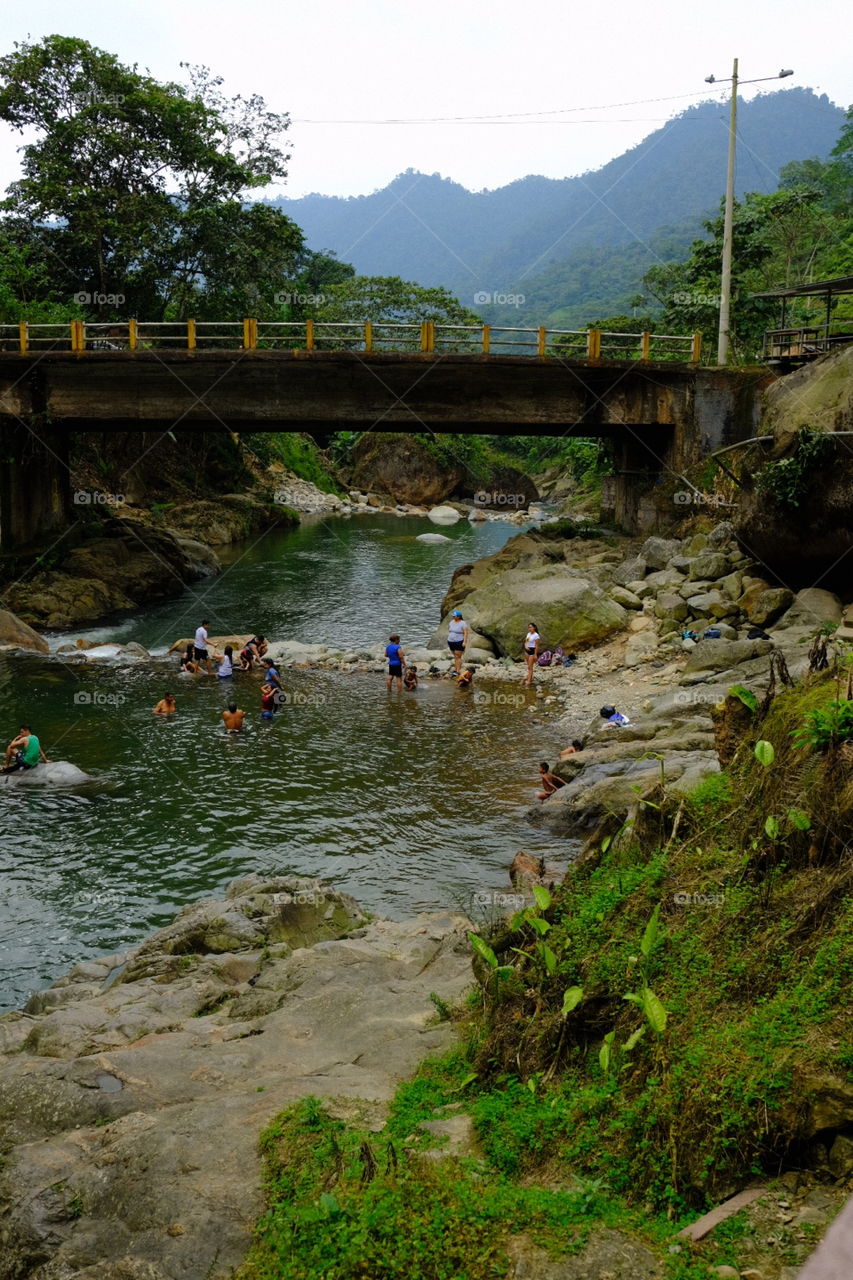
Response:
[[1, 320, 703, 363]]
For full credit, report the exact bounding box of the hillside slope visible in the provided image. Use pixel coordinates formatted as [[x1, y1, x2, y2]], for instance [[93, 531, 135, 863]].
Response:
[[273, 89, 843, 325]]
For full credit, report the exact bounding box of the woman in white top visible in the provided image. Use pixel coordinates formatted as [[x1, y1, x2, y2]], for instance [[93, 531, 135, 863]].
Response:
[[217, 645, 234, 679], [522, 623, 540, 686]]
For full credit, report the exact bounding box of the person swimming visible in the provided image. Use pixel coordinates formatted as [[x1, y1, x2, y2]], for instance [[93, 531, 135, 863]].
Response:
[[152, 693, 177, 715], [558, 739, 584, 759], [222, 702, 245, 733], [536, 761, 566, 800], [456, 665, 476, 689]]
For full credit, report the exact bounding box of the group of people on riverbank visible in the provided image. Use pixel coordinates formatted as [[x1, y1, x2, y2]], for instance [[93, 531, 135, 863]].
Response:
[[179, 624, 269, 677]]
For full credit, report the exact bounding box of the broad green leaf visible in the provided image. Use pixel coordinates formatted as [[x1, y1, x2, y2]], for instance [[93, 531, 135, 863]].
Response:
[[729, 684, 759, 713], [754, 740, 775, 767], [599, 1030, 615, 1073], [623, 991, 642, 1008], [601, 835, 612, 853], [787, 808, 811, 831], [765, 815, 780, 839], [541, 944, 558, 975], [528, 915, 551, 936], [468, 933, 498, 969], [532, 885, 552, 912], [623, 1025, 647, 1053], [640, 904, 664, 958], [641, 986, 668, 1034], [561, 986, 584, 1017]]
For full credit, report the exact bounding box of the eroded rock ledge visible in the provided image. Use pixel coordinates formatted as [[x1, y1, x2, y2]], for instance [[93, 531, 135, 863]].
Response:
[[0, 876, 473, 1280]]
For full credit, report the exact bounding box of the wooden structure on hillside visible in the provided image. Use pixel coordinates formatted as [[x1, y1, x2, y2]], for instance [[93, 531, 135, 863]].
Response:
[[755, 275, 853, 363]]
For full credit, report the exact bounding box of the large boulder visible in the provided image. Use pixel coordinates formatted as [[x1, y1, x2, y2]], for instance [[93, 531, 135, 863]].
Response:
[[428, 505, 461, 525], [0, 878, 472, 1280], [735, 348, 853, 587], [0, 608, 49, 653], [3, 521, 222, 629], [640, 536, 681, 571], [350, 433, 464, 505], [459, 565, 628, 656], [745, 586, 794, 627], [688, 551, 731, 581]]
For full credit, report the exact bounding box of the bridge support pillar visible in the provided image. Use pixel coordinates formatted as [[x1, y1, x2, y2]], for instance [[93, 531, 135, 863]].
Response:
[[0, 420, 71, 553], [604, 434, 672, 534]]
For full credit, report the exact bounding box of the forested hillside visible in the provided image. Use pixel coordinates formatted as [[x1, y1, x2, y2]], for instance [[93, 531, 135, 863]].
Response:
[[273, 89, 843, 326]]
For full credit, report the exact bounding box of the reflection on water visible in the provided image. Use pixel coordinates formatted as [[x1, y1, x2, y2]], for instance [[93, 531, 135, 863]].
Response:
[[0, 514, 568, 1011]]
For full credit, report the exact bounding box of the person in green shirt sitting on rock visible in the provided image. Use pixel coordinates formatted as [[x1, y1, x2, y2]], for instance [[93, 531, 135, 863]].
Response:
[[2, 724, 49, 773]]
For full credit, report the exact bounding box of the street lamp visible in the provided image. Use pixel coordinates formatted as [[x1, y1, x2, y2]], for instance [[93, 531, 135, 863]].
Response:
[[707, 62, 794, 364]]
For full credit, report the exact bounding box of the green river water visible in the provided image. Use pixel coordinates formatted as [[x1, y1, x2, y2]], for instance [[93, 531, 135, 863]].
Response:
[[0, 513, 570, 1012]]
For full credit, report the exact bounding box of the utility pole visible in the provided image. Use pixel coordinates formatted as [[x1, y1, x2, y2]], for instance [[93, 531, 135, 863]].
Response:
[[705, 63, 793, 365], [718, 58, 738, 366]]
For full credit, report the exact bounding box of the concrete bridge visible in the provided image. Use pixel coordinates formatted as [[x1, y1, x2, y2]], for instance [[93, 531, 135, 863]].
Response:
[[0, 348, 772, 548]]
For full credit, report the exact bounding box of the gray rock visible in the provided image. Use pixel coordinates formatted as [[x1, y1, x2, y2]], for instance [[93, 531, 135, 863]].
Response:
[[681, 638, 774, 676], [747, 587, 794, 627], [610, 585, 643, 610], [644, 568, 685, 590], [640, 536, 682, 571], [707, 521, 736, 547], [624, 633, 659, 667], [654, 592, 688, 622], [718, 571, 744, 601], [689, 551, 731, 581], [613, 556, 647, 586], [686, 591, 724, 616], [0, 890, 473, 1280]]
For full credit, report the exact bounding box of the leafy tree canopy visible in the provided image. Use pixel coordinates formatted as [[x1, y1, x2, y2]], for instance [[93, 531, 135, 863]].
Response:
[[0, 35, 305, 319]]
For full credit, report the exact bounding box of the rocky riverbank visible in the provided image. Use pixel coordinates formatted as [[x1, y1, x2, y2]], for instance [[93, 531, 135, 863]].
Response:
[[0, 877, 473, 1279]]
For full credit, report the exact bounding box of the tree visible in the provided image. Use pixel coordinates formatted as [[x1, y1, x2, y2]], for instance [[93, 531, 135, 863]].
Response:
[[642, 188, 835, 361], [308, 276, 483, 348], [0, 35, 304, 320]]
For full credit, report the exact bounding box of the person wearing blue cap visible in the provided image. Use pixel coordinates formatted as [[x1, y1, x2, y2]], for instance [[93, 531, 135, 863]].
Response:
[[446, 610, 469, 676]]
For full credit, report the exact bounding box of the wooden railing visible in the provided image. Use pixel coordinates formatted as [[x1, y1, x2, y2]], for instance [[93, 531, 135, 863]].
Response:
[[0, 320, 703, 363]]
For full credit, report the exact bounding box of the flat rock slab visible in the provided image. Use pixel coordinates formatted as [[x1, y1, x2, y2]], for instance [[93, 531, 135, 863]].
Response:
[[0, 878, 473, 1280], [676, 1186, 767, 1240]]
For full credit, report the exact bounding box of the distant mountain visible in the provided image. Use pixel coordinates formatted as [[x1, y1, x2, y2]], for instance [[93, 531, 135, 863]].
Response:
[[272, 89, 844, 326]]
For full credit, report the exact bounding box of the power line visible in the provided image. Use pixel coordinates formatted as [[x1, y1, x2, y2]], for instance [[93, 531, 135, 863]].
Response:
[[292, 86, 730, 127]]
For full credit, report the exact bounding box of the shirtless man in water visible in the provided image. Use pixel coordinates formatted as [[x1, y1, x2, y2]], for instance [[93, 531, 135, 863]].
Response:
[[222, 703, 245, 733]]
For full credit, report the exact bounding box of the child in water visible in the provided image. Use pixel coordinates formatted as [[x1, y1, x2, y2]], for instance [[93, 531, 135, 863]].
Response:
[[537, 762, 566, 800], [260, 683, 276, 719], [403, 665, 419, 691], [456, 665, 476, 689]]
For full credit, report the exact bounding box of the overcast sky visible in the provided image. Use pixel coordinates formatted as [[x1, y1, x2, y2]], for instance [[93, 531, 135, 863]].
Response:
[[1, 0, 850, 198]]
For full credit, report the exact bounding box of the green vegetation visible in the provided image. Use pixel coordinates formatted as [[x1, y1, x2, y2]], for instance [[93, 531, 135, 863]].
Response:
[[239, 670, 851, 1279], [754, 427, 835, 509], [644, 104, 853, 361], [243, 432, 343, 495]]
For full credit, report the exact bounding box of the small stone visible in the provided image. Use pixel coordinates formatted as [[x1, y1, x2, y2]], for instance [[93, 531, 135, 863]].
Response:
[[166, 1223, 186, 1236], [708, 1268, 739, 1279]]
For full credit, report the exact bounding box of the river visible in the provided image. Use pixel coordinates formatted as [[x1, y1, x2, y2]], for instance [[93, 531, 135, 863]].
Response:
[[0, 513, 569, 1013]]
